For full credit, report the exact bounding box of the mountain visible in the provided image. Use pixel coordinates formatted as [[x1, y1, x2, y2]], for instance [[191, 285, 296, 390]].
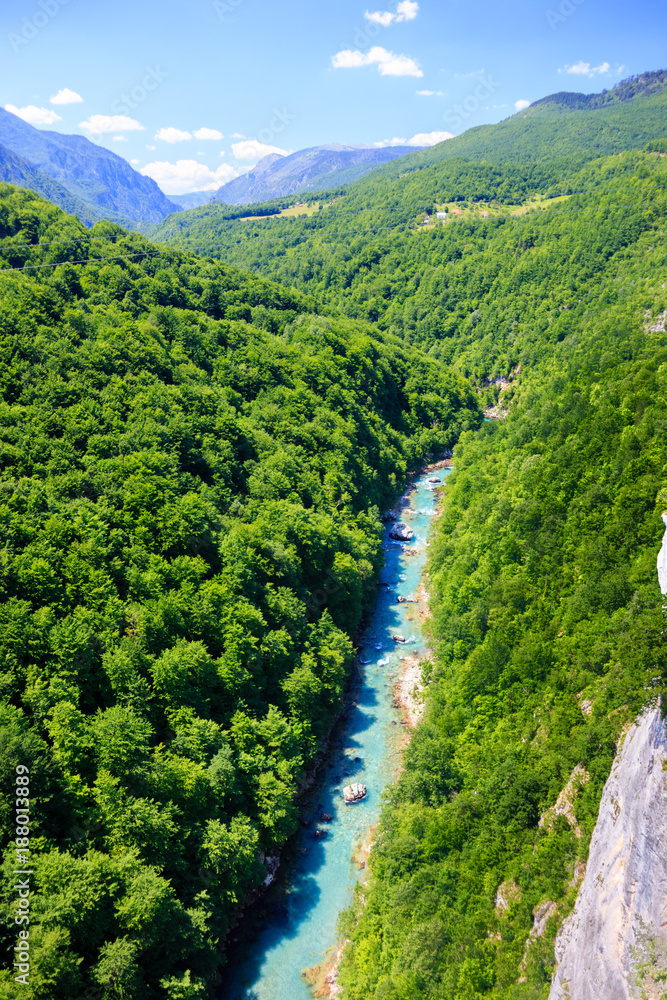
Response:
[[210, 144, 424, 205], [363, 70, 667, 178], [0, 107, 179, 226], [529, 67, 667, 112], [167, 191, 215, 210], [0, 142, 101, 225]]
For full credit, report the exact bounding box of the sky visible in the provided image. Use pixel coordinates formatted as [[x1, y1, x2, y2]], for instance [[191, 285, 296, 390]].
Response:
[[0, 0, 664, 195]]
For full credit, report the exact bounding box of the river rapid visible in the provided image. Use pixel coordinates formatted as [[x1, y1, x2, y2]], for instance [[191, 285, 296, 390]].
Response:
[[221, 467, 451, 1000]]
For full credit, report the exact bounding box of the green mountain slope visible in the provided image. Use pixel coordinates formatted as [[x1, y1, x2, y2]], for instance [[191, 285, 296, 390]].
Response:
[[0, 184, 479, 999], [353, 69, 667, 176], [334, 149, 667, 998]]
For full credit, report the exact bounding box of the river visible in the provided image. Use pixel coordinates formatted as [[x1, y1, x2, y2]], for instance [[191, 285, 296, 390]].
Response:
[[221, 466, 451, 1000]]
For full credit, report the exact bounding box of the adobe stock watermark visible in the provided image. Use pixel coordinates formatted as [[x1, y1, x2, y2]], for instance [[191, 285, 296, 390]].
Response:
[[213, 0, 244, 21], [8, 0, 72, 53], [339, 14, 383, 52], [13, 766, 32, 987], [257, 107, 296, 147], [443, 74, 501, 131], [111, 66, 168, 115], [546, 0, 586, 30]]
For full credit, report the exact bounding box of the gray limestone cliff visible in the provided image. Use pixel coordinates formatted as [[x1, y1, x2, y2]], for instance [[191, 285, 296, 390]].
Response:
[[549, 516, 667, 998]]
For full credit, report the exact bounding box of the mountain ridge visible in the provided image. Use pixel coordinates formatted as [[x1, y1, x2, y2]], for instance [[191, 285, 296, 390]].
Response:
[[210, 143, 425, 206], [0, 107, 180, 226]]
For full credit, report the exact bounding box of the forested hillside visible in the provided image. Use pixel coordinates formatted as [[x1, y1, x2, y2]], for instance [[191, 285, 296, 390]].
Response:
[[335, 151, 667, 996], [0, 185, 479, 999], [150, 73, 667, 293]]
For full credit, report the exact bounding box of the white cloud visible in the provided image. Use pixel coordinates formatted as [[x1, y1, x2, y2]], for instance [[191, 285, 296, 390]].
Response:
[[5, 104, 62, 126], [407, 130, 454, 146], [155, 126, 192, 143], [365, 1, 419, 26], [333, 50, 367, 68], [366, 10, 394, 25], [50, 88, 83, 105], [514, 98, 530, 110], [131, 158, 140, 165], [232, 139, 290, 160], [332, 45, 422, 77], [112, 135, 128, 142], [232, 132, 246, 138], [141, 159, 240, 195], [417, 89, 444, 96], [559, 60, 611, 77], [396, 0, 419, 17], [80, 114, 144, 135], [193, 127, 224, 140]]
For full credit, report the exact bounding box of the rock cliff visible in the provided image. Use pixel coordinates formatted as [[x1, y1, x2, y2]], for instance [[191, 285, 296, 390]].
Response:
[[549, 708, 667, 998], [549, 522, 667, 998], [658, 512, 667, 597]]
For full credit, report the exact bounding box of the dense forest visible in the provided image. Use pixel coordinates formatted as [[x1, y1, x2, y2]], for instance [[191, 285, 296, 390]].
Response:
[[153, 83, 667, 994], [0, 185, 478, 999], [1, 67, 667, 1000]]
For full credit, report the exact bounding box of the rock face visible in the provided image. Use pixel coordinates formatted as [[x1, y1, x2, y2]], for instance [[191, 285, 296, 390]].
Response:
[[0, 107, 179, 224], [343, 783, 367, 804], [389, 523, 414, 542], [548, 708, 667, 998], [658, 512, 667, 596], [539, 764, 589, 838]]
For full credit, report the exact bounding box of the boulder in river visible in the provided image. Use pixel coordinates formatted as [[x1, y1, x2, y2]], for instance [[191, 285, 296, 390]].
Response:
[[392, 634, 406, 643], [320, 812, 333, 822], [389, 523, 414, 542], [429, 478, 440, 484], [343, 783, 367, 804]]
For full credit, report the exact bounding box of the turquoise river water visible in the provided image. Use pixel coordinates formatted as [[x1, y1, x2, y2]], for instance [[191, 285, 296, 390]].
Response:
[[221, 467, 451, 1000]]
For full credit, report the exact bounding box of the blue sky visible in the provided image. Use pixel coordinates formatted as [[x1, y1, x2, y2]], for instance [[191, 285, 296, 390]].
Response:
[[1, 0, 664, 194]]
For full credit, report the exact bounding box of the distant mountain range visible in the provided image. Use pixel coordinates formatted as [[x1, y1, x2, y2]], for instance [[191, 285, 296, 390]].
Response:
[[209, 144, 425, 206], [167, 192, 214, 211], [0, 107, 179, 226]]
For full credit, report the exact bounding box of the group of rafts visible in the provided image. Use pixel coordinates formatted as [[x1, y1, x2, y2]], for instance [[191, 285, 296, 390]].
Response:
[[343, 479, 440, 805], [342, 477, 441, 805]]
